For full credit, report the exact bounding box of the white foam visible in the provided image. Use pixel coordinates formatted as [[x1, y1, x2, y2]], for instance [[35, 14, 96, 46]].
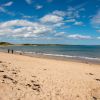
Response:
[[40, 53, 100, 61], [15, 51, 100, 61]]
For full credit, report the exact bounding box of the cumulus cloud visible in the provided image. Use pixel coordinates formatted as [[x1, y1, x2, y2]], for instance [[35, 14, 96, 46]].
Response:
[[40, 14, 64, 23], [0, 20, 34, 28], [40, 10, 65, 23], [0, 9, 67, 40], [0, 17, 66, 40], [0, 8, 91, 41], [67, 34, 92, 39], [0, 20, 53, 38], [40, 14, 63, 23]]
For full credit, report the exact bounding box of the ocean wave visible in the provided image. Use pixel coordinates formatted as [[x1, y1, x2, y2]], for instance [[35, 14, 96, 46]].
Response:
[[15, 51, 100, 61], [41, 53, 100, 61]]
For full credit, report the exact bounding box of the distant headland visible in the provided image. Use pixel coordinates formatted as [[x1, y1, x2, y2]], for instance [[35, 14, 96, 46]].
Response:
[[0, 42, 68, 46]]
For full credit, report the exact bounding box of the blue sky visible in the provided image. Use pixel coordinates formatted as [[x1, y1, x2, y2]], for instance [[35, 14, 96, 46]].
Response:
[[0, 0, 100, 44]]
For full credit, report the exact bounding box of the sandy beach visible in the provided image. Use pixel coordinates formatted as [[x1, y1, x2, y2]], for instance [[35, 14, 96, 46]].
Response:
[[0, 52, 100, 100]]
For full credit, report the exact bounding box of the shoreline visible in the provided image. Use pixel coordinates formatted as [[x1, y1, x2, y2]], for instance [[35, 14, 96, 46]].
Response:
[[0, 50, 100, 65], [0, 45, 100, 65]]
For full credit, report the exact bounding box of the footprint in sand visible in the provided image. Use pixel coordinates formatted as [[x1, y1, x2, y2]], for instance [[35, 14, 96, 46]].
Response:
[[2, 64, 8, 68], [95, 79, 100, 82], [26, 80, 41, 93], [86, 73, 100, 82], [86, 73, 94, 76], [2, 75, 18, 84], [91, 88, 100, 100], [93, 96, 97, 100], [43, 69, 47, 70], [89, 73, 94, 75], [0, 61, 3, 63], [0, 70, 4, 72]]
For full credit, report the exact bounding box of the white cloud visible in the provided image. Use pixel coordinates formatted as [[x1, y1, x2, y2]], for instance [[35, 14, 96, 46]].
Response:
[[22, 15, 33, 19], [0, 1, 14, 15], [52, 10, 66, 17], [35, 5, 43, 10], [91, 10, 100, 25], [67, 34, 92, 39], [74, 21, 84, 26], [0, 20, 53, 38], [20, 13, 33, 19], [25, 0, 32, 4], [66, 7, 80, 19], [3, 1, 13, 7], [97, 37, 100, 39], [66, 4, 86, 19], [0, 20, 33, 28], [40, 10, 66, 24], [0, 9, 67, 40], [52, 22, 64, 27], [96, 30, 100, 33], [65, 19, 75, 23], [91, 10, 100, 32], [0, 7, 6, 13], [40, 14, 63, 23], [0, 17, 66, 40], [54, 32, 65, 37]]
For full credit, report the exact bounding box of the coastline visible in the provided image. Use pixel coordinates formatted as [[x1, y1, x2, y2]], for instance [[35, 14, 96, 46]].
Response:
[[0, 49, 100, 65], [0, 45, 100, 65], [23, 52, 100, 65]]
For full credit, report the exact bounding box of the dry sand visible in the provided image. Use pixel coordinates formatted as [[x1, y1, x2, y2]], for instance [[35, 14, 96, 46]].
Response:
[[0, 52, 100, 100]]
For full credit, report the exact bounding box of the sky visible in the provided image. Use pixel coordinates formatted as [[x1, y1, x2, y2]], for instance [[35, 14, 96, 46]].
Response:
[[0, 0, 100, 44]]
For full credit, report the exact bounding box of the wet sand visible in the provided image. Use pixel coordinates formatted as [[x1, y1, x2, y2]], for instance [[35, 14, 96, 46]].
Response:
[[0, 52, 100, 100]]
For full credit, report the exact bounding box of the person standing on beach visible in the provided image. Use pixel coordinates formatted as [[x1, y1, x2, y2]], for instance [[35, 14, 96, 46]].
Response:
[[8, 49, 10, 53], [12, 50, 14, 54]]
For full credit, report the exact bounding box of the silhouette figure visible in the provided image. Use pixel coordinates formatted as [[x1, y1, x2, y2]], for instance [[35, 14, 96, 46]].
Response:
[[12, 50, 14, 54], [8, 49, 10, 53]]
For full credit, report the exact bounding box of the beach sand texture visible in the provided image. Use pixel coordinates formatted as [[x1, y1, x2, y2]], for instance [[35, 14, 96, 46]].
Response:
[[0, 52, 100, 100]]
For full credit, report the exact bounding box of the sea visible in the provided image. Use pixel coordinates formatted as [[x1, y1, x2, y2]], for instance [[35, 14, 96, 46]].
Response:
[[0, 45, 100, 63]]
